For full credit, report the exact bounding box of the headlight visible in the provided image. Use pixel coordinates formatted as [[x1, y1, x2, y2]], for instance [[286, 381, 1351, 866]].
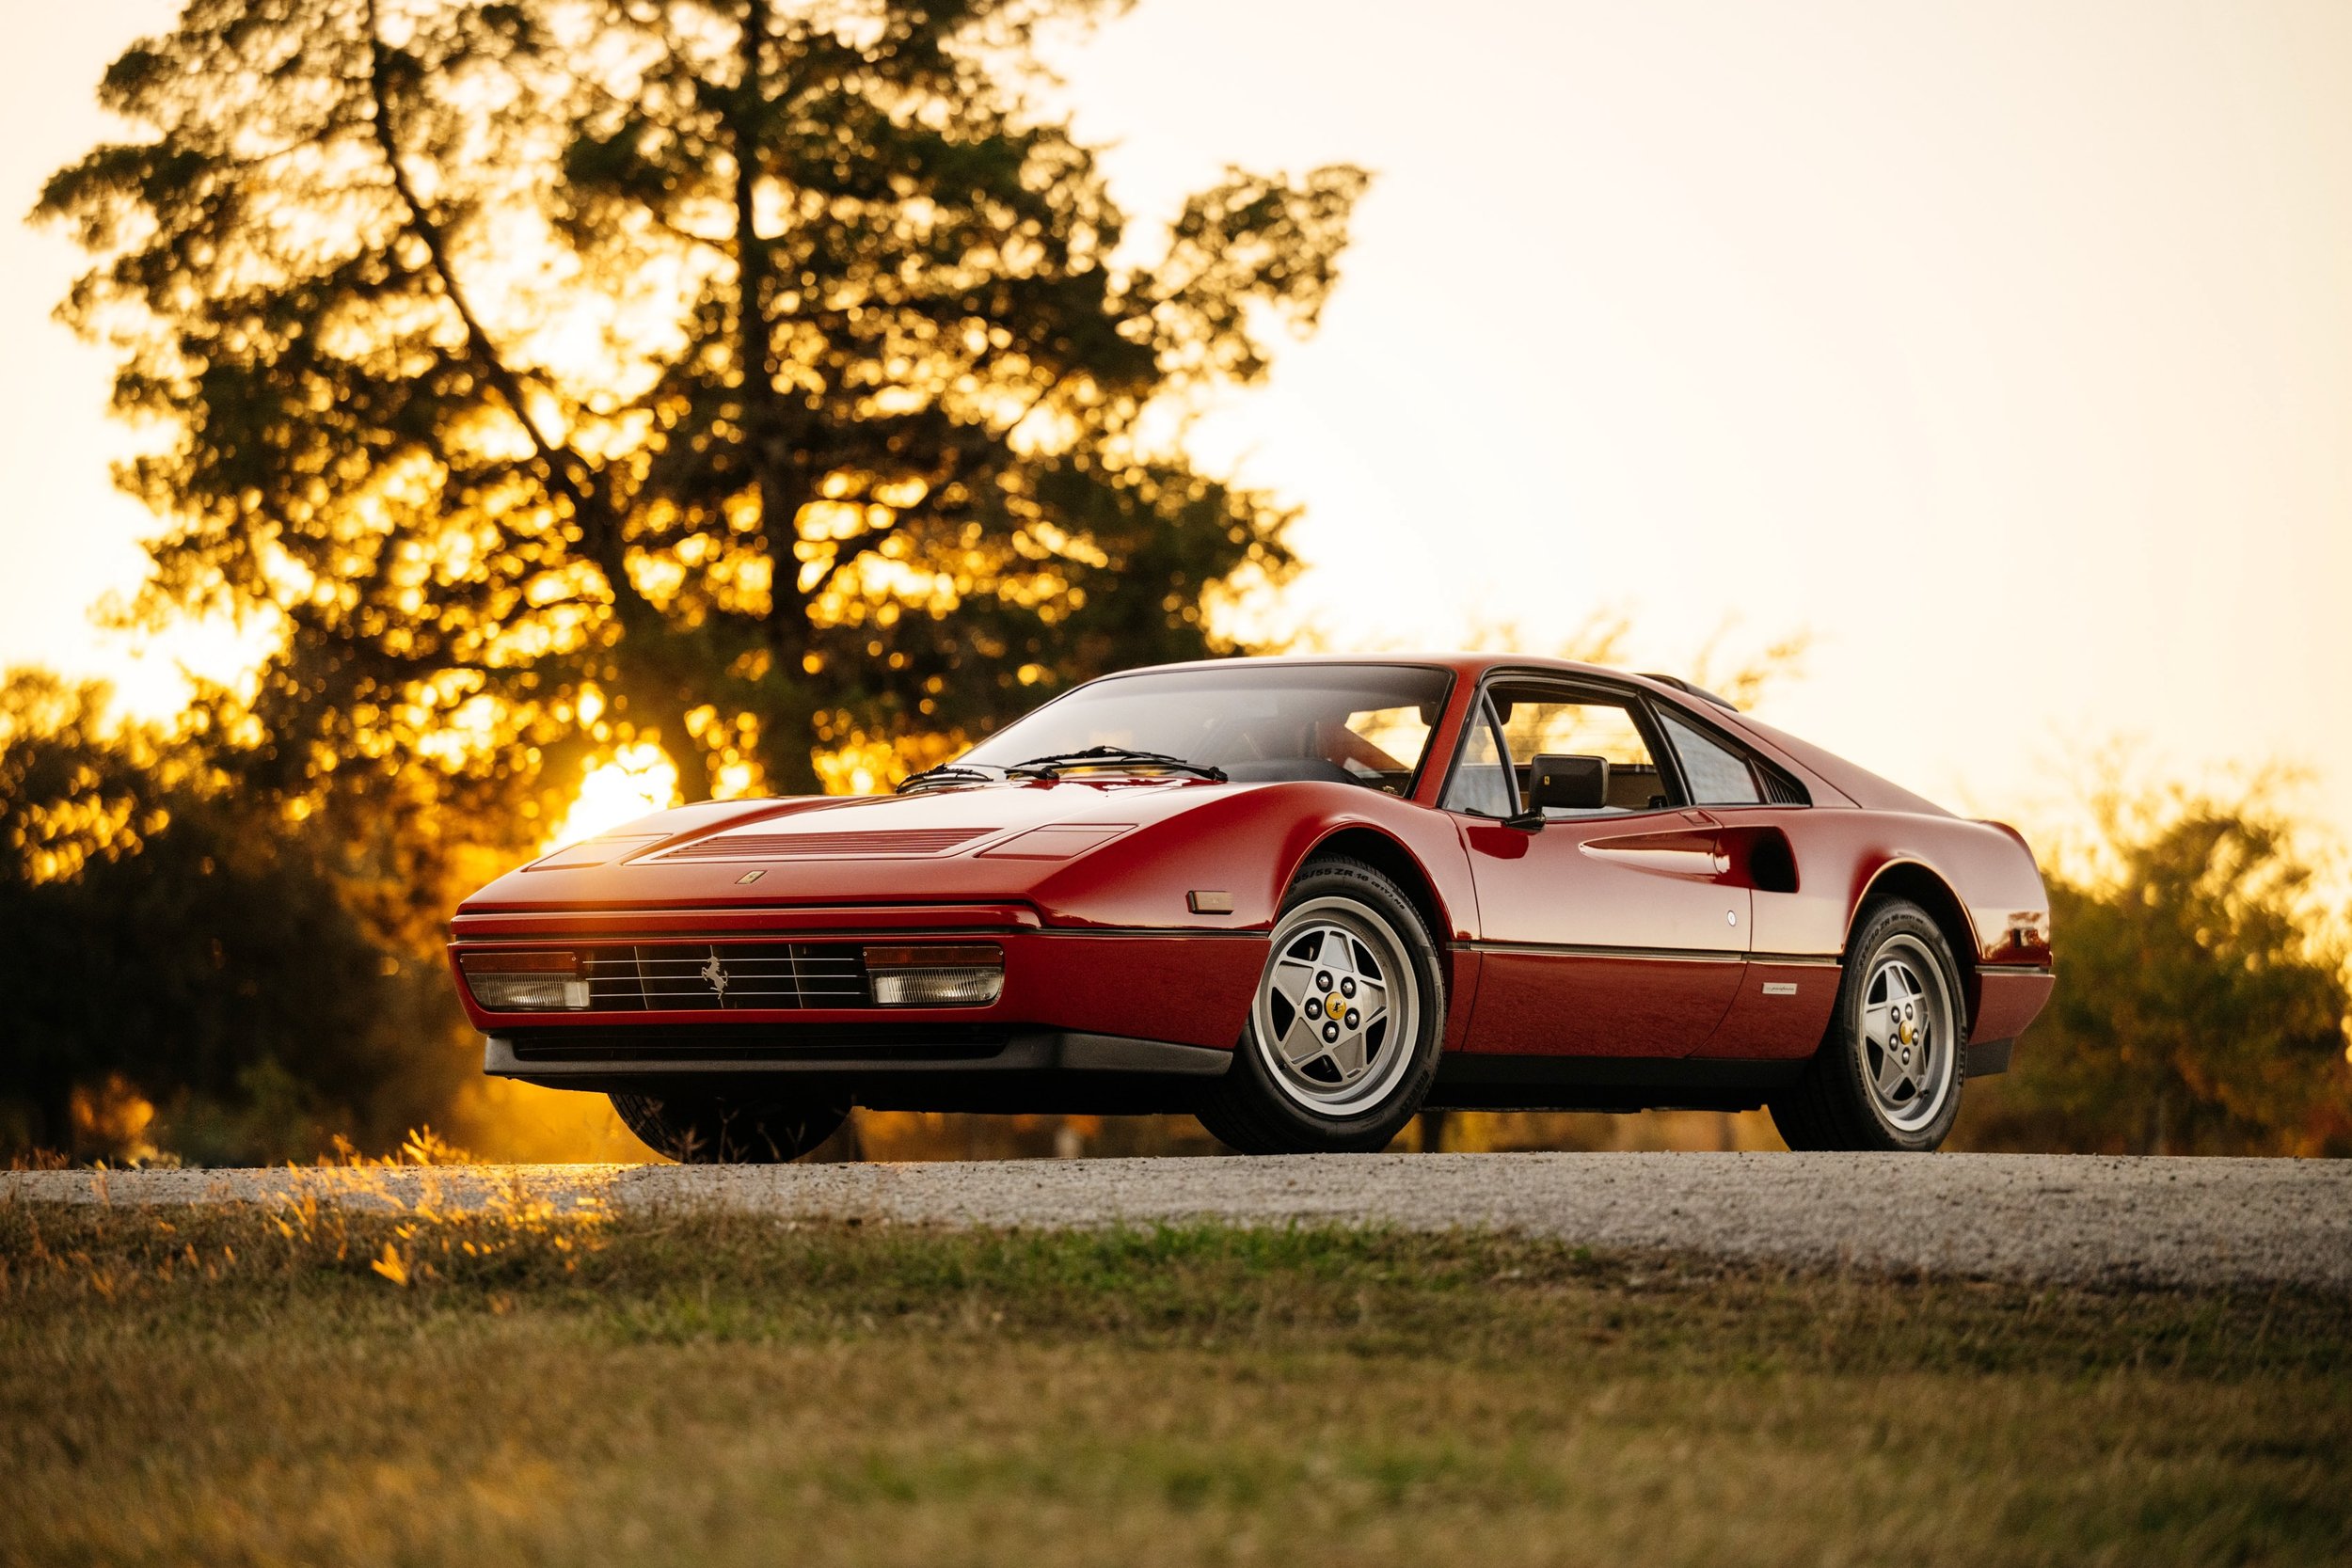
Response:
[[863, 943, 1005, 1006], [460, 950, 591, 1011]]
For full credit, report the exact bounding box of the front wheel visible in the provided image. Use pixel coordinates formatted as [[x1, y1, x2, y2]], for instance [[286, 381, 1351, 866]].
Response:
[[610, 1091, 850, 1164], [1197, 856, 1445, 1154], [1769, 900, 1967, 1151]]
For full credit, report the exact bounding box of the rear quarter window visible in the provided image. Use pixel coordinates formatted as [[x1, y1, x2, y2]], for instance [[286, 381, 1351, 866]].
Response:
[[1659, 710, 1763, 805]]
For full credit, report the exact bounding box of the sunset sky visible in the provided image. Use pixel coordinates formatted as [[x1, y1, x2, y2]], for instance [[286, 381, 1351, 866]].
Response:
[[7, 0, 2350, 859]]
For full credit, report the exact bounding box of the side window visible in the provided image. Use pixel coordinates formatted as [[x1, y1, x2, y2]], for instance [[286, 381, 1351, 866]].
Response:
[[1494, 692, 1672, 815], [1439, 701, 1517, 817], [1658, 710, 1763, 805]]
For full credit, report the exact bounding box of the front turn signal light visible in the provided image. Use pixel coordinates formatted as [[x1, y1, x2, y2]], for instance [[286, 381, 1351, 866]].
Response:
[[863, 943, 1005, 1006], [460, 950, 591, 1011]]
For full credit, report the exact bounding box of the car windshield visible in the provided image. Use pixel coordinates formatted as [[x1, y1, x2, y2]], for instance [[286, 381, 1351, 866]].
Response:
[[954, 664, 1454, 795]]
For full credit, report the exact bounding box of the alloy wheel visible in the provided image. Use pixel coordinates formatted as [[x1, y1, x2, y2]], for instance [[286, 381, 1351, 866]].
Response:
[[1859, 934, 1958, 1134], [1250, 895, 1422, 1117]]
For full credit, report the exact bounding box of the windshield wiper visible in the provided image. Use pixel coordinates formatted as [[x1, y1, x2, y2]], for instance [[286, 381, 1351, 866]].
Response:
[[894, 763, 1003, 795], [1005, 745, 1228, 783]]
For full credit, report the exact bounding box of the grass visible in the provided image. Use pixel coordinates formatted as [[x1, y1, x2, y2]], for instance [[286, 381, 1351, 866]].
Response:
[[3, 1187, 2348, 1568]]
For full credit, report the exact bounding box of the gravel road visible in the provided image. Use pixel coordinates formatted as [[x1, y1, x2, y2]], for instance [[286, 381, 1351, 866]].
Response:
[[11, 1152, 2349, 1291]]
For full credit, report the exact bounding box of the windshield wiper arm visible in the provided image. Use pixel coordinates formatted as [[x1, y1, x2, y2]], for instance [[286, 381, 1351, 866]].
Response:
[[1005, 745, 1227, 783], [894, 763, 1003, 794]]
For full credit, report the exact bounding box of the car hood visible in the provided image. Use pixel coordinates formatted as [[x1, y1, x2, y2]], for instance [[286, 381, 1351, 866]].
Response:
[[454, 777, 1244, 917]]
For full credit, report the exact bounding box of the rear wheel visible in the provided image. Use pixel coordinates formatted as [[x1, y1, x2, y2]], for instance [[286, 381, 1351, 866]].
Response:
[[1769, 900, 1966, 1151], [610, 1091, 850, 1164], [1197, 856, 1444, 1154]]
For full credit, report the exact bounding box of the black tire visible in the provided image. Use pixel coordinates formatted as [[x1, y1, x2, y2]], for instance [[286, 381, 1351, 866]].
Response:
[[610, 1090, 850, 1164], [1197, 855, 1445, 1154], [1770, 899, 1968, 1152]]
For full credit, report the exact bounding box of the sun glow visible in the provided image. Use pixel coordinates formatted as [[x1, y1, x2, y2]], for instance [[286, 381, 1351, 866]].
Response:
[[547, 743, 680, 848]]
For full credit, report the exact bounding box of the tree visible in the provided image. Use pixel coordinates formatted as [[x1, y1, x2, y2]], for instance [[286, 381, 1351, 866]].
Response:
[[0, 672, 469, 1162], [40, 0, 1359, 837], [1955, 783, 2352, 1156]]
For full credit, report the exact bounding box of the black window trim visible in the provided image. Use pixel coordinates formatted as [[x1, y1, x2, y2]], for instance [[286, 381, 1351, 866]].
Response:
[[1437, 690, 1520, 819], [1438, 668, 1694, 821]]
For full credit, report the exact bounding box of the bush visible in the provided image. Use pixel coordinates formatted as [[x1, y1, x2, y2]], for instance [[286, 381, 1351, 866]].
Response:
[[1957, 785, 2352, 1155], [0, 672, 472, 1162]]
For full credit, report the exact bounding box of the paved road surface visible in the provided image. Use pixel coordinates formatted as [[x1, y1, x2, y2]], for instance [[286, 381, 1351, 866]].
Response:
[[8, 1153, 2347, 1291]]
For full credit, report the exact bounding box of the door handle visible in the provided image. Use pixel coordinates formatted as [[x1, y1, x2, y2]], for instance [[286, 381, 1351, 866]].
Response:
[[1581, 826, 1729, 879]]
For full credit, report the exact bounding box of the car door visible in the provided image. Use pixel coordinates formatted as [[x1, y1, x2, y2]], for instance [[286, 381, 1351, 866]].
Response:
[[1445, 680, 1750, 1058], [1645, 702, 1845, 1058]]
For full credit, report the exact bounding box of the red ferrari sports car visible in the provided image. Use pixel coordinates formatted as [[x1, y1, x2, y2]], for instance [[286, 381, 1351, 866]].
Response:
[[448, 656, 2054, 1159]]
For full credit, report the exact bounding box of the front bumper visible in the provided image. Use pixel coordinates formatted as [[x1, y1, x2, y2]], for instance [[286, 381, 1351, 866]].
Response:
[[447, 901, 1269, 1053], [485, 1025, 1235, 1114]]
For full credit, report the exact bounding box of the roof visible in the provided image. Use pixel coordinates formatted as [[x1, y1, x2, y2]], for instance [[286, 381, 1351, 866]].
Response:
[[1104, 651, 1736, 708]]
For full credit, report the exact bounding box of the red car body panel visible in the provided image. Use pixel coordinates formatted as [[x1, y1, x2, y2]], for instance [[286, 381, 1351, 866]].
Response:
[[448, 654, 2055, 1112], [1454, 811, 1749, 1059]]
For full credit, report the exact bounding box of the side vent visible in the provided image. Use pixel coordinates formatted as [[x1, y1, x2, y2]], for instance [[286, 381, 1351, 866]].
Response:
[[1745, 830, 1801, 895]]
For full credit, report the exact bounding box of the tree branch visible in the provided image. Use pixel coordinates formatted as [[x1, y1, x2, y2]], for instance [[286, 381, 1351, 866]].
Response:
[[726, 0, 818, 643], [358, 0, 606, 551]]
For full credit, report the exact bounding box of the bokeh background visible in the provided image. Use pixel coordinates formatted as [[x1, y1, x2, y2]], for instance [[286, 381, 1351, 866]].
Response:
[[5, 0, 2347, 1164]]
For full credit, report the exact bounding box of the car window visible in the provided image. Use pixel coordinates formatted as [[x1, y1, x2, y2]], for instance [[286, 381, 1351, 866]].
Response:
[[955, 663, 1453, 795], [1439, 701, 1517, 817], [1496, 699, 1651, 771], [1658, 710, 1763, 805], [1495, 694, 1672, 815], [1446, 686, 1677, 816], [1325, 705, 1436, 785]]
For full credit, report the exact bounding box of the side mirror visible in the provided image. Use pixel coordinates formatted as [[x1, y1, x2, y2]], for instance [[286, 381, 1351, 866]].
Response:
[[1527, 753, 1609, 813]]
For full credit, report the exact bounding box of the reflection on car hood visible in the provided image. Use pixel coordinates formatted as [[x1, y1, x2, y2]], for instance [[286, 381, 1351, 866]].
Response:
[[459, 776, 1259, 915], [626, 777, 1203, 863]]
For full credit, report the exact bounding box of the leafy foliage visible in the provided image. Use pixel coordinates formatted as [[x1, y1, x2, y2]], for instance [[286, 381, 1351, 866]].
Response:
[[16, 0, 1360, 1162], [0, 672, 470, 1162], [41, 0, 1359, 833], [1957, 784, 2352, 1155]]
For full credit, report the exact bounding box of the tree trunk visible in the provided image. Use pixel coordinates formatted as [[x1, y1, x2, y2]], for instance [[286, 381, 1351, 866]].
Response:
[[726, 0, 827, 804], [1417, 1108, 1449, 1153], [668, 695, 714, 803], [2141, 1090, 2170, 1156], [35, 1079, 77, 1159], [754, 696, 824, 798]]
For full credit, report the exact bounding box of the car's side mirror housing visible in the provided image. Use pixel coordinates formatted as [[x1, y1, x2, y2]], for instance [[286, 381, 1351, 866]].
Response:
[[1527, 753, 1610, 813]]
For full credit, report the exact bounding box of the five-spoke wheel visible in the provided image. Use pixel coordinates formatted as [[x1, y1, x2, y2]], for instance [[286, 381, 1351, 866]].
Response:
[[1769, 899, 1968, 1151], [1857, 937, 1957, 1134], [1253, 898, 1420, 1118], [1199, 856, 1443, 1153]]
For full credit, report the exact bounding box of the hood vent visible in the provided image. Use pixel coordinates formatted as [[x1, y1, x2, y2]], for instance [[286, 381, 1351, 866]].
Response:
[[655, 827, 993, 863]]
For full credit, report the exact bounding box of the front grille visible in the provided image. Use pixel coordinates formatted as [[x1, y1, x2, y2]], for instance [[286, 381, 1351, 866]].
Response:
[[579, 942, 870, 1010], [655, 828, 992, 862]]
